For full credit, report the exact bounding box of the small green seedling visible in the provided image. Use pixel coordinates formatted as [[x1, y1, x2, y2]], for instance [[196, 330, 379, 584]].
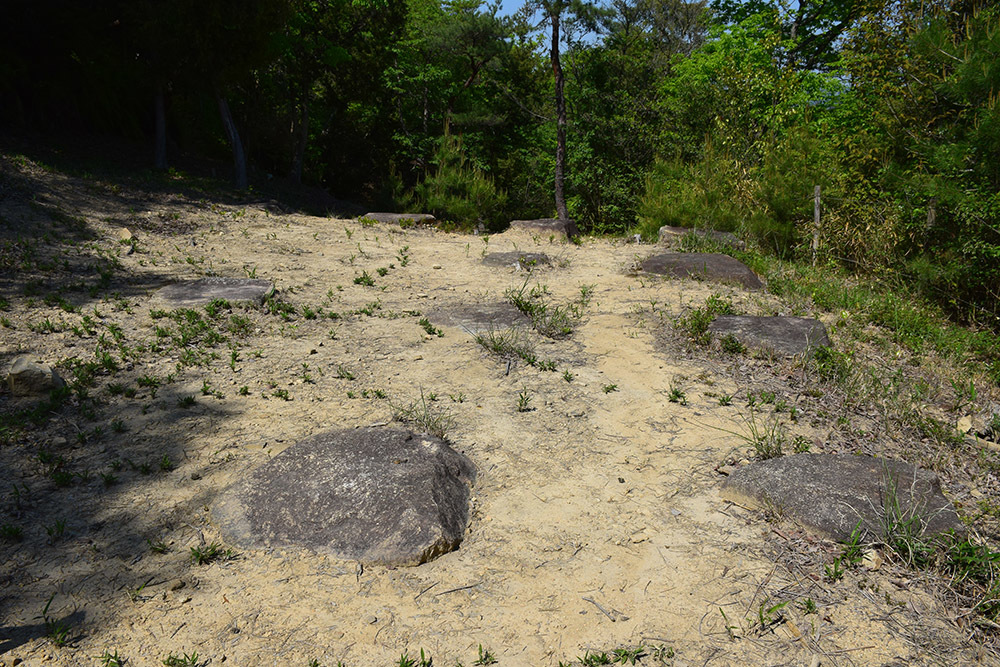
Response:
[[162, 651, 199, 666], [473, 645, 497, 666], [99, 649, 125, 667], [602, 383, 618, 394]]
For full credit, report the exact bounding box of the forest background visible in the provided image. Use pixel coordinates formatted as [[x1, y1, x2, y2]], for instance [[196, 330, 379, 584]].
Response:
[[1, 0, 998, 332]]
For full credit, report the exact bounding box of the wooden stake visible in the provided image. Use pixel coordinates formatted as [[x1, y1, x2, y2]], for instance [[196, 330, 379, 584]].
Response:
[[812, 185, 821, 266]]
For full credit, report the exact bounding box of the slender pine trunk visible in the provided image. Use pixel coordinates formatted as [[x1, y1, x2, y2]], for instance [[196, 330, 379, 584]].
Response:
[[154, 83, 167, 170], [216, 93, 248, 190], [551, 9, 568, 221], [291, 101, 308, 185]]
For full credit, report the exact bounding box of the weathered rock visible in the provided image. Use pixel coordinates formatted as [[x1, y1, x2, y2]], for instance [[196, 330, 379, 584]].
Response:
[[6, 357, 65, 396], [482, 252, 551, 270], [709, 315, 829, 356], [508, 218, 578, 239], [641, 252, 763, 289], [212, 428, 476, 566], [658, 225, 745, 251], [361, 212, 436, 226], [152, 277, 274, 309], [722, 454, 964, 542], [427, 303, 530, 334]]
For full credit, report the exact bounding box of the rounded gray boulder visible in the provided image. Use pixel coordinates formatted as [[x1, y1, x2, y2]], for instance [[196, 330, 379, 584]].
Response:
[[212, 428, 476, 566]]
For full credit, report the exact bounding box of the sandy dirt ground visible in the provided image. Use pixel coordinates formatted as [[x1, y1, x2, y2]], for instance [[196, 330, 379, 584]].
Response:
[[0, 164, 989, 666]]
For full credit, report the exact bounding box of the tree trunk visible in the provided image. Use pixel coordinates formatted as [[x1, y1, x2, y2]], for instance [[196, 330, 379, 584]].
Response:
[[551, 8, 569, 222], [154, 83, 167, 170], [216, 93, 248, 190], [290, 101, 309, 185]]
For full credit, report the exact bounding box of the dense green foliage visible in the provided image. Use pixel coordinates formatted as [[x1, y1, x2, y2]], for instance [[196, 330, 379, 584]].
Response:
[[1, 0, 997, 327]]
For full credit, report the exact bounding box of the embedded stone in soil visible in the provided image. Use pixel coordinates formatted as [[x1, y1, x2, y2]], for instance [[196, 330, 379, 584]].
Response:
[[709, 315, 830, 356], [721, 453, 965, 542], [508, 218, 578, 238], [211, 428, 476, 566], [426, 302, 530, 334], [6, 356, 65, 396], [361, 212, 436, 225], [641, 252, 763, 289], [482, 252, 551, 270], [152, 277, 274, 309]]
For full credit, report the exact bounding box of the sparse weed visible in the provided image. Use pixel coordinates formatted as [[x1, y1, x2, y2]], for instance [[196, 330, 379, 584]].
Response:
[[475, 325, 537, 366], [677, 293, 734, 345], [720, 333, 745, 354], [517, 389, 532, 412], [45, 519, 67, 541], [190, 542, 235, 565], [392, 390, 456, 439], [419, 318, 443, 337], [668, 379, 687, 405], [1, 523, 24, 541], [162, 652, 199, 666]]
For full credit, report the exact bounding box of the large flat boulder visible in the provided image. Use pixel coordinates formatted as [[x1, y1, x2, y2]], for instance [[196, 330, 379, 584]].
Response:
[[722, 454, 964, 542], [658, 226, 745, 251], [482, 251, 551, 270], [212, 428, 476, 566], [641, 252, 763, 289], [427, 303, 529, 335], [6, 356, 65, 396], [709, 315, 829, 356], [508, 218, 578, 239], [361, 212, 436, 226], [153, 277, 274, 309]]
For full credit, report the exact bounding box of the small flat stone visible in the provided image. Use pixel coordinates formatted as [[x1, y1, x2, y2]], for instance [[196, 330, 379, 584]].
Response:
[[152, 277, 274, 309], [722, 454, 964, 542], [482, 252, 551, 270], [508, 218, 578, 238], [709, 315, 830, 356], [361, 212, 436, 225], [6, 356, 65, 396], [212, 428, 476, 566], [641, 252, 762, 289]]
